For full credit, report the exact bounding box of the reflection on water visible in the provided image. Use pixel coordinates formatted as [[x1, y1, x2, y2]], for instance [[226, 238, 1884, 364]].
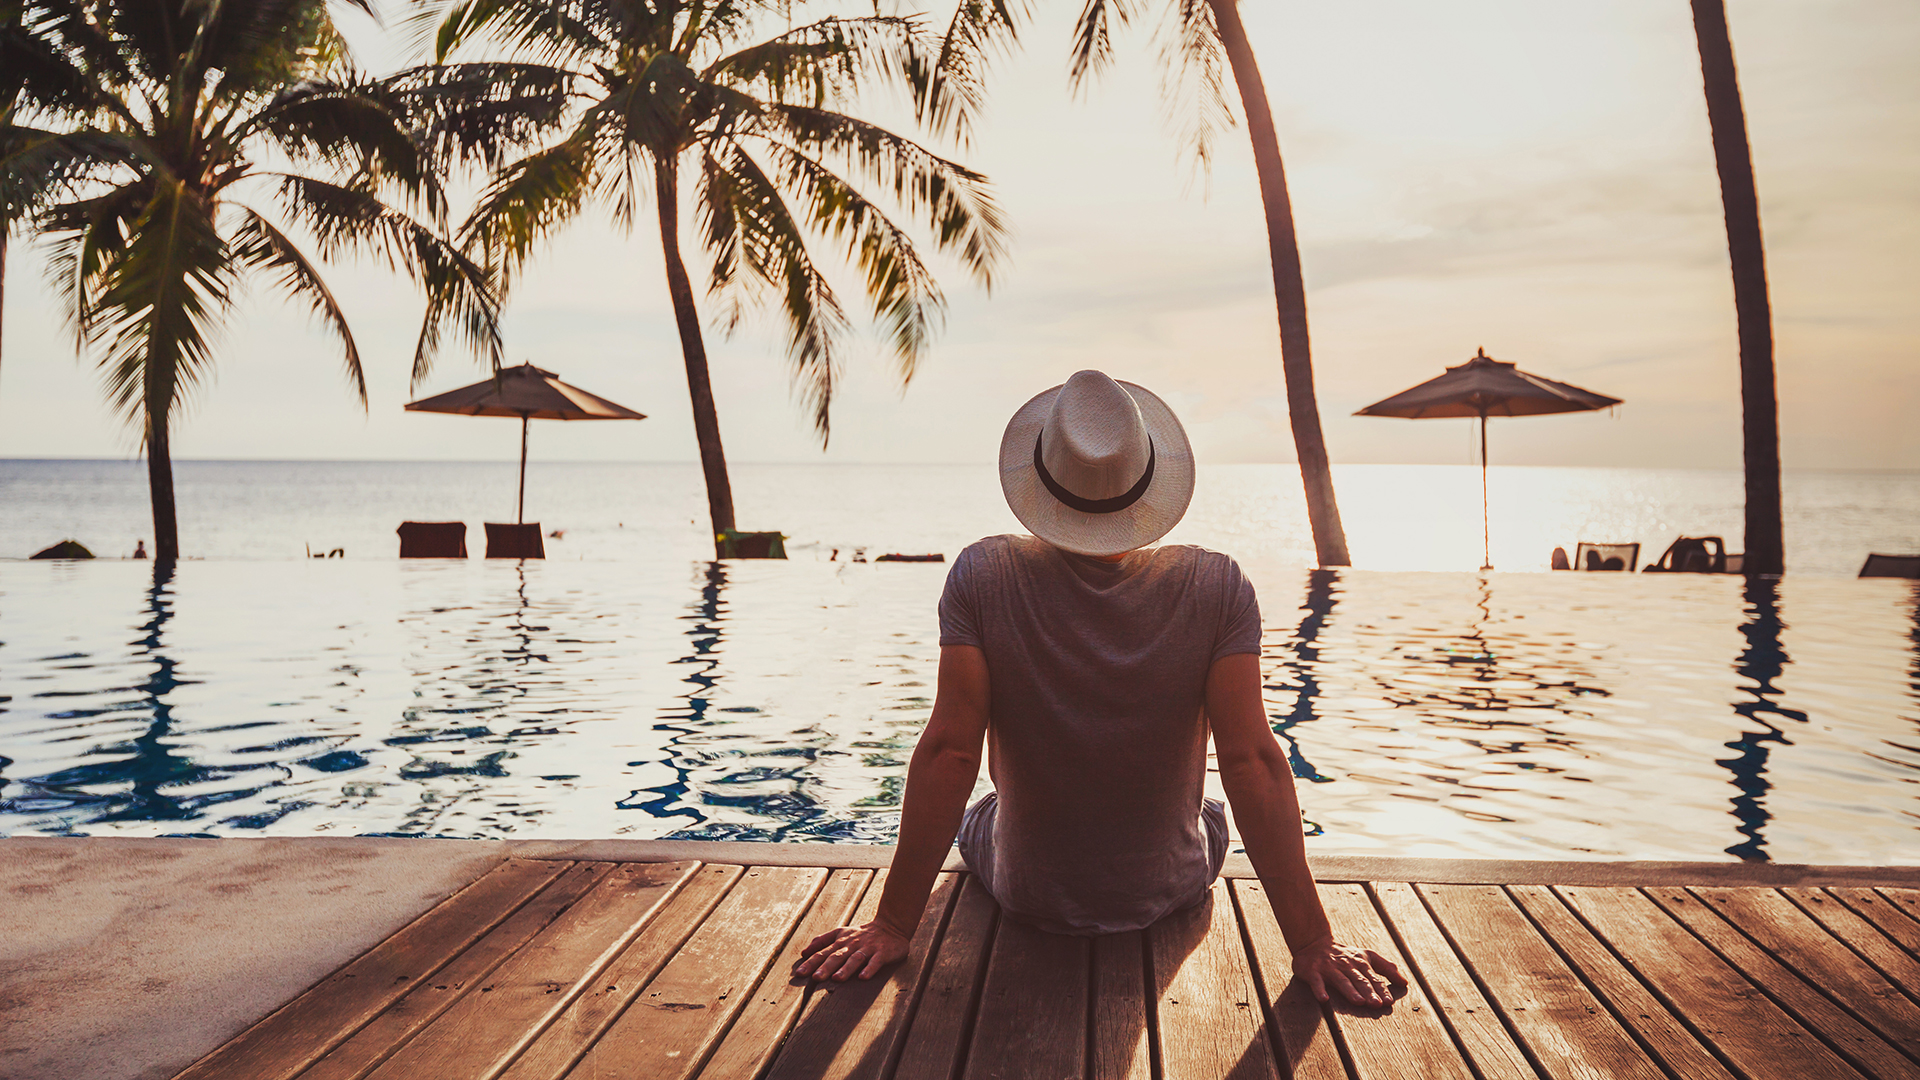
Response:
[[1720, 578, 1808, 862], [2, 559, 1916, 863]]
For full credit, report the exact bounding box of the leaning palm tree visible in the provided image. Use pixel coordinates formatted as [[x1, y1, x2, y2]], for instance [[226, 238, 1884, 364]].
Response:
[[1689, 0, 1782, 576], [21, 0, 531, 562], [918, 0, 1353, 566], [422, 0, 1007, 555]]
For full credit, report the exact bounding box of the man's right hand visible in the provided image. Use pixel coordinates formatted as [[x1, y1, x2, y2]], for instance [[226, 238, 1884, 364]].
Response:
[[1291, 937, 1407, 1006], [794, 921, 911, 982]]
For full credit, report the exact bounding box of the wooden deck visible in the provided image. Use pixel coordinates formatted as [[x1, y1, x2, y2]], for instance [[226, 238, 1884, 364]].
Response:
[[172, 856, 1920, 1080]]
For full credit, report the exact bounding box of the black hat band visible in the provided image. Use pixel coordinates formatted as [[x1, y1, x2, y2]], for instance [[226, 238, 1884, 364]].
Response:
[[1033, 434, 1156, 514]]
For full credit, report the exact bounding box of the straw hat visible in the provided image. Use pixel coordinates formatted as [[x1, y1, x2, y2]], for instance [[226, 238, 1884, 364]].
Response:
[[998, 370, 1195, 556]]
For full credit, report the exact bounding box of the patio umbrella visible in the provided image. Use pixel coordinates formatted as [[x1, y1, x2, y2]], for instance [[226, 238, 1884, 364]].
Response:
[[1356, 348, 1620, 570], [405, 363, 647, 523]]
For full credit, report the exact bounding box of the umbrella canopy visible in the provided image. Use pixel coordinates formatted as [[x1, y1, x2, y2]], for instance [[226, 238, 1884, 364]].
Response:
[[1355, 348, 1621, 419], [1357, 348, 1620, 570], [404, 363, 647, 421], [405, 363, 646, 523]]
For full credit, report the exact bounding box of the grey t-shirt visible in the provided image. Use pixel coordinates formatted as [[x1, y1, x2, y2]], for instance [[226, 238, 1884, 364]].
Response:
[[938, 534, 1263, 934]]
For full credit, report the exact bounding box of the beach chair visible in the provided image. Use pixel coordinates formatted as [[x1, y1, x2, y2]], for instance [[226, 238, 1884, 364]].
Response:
[[1645, 536, 1727, 574], [397, 521, 467, 558], [1860, 553, 1920, 578], [1575, 542, 1639, 572], [485, 522, 546, 559]]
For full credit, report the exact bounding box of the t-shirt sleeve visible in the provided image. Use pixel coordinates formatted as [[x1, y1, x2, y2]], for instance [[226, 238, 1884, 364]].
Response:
[[1211, 557, 1262, 663], [938, 543, 984, 648]]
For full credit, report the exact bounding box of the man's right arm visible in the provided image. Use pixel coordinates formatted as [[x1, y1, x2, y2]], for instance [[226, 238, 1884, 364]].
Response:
[[795, 644, 990, 981]]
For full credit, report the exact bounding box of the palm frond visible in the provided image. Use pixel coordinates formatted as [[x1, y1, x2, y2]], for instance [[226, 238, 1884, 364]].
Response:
[[201, 0, 357, 101], [458, 130, 598, 290], [379, 61, 575, 171], [265, 172, 502, 385], [41, 182, 150, 351], [1069, 0, 1141, 91], [416, 0, 614, 67], [86, 177, 232, 441], [1156, 0, 1233, 176], [228, 204, 365, 406], [757, 101, 1007, 288], [919, 0, 1024, 146], [696, 140, 848, 442], [754, 138, 943, 378], [2, 127, 144, 222], [242, 80, 431, 197], [704, 15, 920, 105]]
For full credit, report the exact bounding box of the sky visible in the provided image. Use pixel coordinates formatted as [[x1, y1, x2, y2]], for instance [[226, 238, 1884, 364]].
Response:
[[0, 0, 1914, 470]]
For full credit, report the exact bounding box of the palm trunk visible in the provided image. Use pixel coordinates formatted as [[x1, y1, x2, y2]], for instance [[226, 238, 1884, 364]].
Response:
[[1691, 0, 1783, 576], [1, 225, 8, 384], [654, 156, 738, 556], [146, 394, 179, 563], [1208, 0, 1351, 568]]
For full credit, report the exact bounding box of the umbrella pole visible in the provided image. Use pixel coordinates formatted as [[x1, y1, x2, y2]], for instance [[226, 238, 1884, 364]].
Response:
[[517, 414, 529, 525], [1479, 411, 1492, 571]]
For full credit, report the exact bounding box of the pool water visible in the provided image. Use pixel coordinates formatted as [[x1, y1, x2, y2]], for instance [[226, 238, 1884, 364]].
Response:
[[4, 557, 1915, 863]]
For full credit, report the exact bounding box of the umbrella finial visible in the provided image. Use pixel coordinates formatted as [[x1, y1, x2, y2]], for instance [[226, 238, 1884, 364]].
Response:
[[1475, 346, 1489, 359]]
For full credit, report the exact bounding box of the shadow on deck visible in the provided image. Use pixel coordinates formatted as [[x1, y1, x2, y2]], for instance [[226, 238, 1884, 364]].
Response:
[[172, 853, 1920, 1080]]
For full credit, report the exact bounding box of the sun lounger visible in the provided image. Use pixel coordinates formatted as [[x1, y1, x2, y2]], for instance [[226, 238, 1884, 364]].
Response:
[[1860, 553, 1920, 578], [1645, 536, 1732, 574], [484, 522, 546, 559], [397, 521, 468, 558], [1574, 542, 1639, 572]]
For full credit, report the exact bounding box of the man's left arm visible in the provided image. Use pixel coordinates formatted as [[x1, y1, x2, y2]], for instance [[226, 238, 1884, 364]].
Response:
[[796, 643, 990, 981], [1209, 651, 1406, 1006]]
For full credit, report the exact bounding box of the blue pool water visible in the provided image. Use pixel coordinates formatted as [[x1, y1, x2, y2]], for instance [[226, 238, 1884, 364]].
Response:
[[2, 460, 1917, 861]]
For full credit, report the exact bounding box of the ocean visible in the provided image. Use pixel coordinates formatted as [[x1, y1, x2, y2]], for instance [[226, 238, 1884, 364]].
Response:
[[2, 460, 1917, 862]]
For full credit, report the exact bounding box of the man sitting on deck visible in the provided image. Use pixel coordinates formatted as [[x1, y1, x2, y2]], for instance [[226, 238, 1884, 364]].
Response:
[[797, 370, 1405, 1006]]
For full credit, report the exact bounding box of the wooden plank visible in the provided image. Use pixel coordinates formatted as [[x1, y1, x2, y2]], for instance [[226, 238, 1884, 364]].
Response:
[[1150, 887, 1280, 1080], [1318, 883, 1475, 1080], [1555, 886, 1863, 1080], [962, 911, 1087, 1080], [1419, 883, 1665, 1080], [765, 871, 962, 1080], [363, 860, 705, 1080], [1230, 880, 1348, 1080], [1829, 888, 1920, 958], [1781, 889, 1920, 1006], [551, 866, 826, 1080], [497, 863, 747, 1080], [894, 876, 1000, 1080], [696, 869, 874, 1080], [175, 857, 568, 1080], [1089, 931, 1149, 1080], [1682, 888, 1920, 1066], [1367, 883, 1535, 1080], [302, 861, 616, 1080], [1881, 888, 1920, 924], [1507, 885, 1738, 1080]]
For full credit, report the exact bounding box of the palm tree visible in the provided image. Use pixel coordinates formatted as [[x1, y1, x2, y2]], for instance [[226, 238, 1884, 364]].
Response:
[[920, 0, 1352, 566], [424, 0, 1007, 555], [19, 0, 530, 562], [1689, 0, 1782, 576]]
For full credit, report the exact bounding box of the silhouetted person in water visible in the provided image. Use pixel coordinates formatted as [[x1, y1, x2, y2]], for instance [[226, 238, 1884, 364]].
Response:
[[133, 540, 148, 559], [798, 371, 1405, 1007]]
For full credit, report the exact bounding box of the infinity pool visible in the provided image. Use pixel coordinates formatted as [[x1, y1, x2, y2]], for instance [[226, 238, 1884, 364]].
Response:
[[3, 558, 1916, 863]]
